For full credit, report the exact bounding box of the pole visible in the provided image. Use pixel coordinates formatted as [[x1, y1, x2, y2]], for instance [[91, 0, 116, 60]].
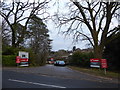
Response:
[[104, 68, 106, 75], [17, 63, 18, 67]]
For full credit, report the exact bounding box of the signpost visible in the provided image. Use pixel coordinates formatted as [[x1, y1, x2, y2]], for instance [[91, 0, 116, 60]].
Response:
[[101, 59, 107, 68], [16, 51, 29, 67], [16, 56, 21, 67], [101, 59, 107, 74], [16, 56, 20, 63], [90, 58, 108, 75], [90, 59, 100, 68]]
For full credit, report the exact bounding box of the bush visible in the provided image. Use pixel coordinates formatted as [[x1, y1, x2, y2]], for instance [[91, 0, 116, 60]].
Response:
[[2, 55, 16, 66], [103, 34, 120, 71], [2, 46, 21, 55], [25, 49, 46, 66], [2, 46, 15, 55], [69, 51, 94, 67], [2, 46, 48, 67]]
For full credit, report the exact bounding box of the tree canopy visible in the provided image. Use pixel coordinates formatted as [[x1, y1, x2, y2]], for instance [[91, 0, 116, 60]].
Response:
[[0, 0, 50, 47], [1, 0, 51, 66], [28, 14, 51, 53], [27, 14, 52, 65], [54, 1, 120, 58], [103, 31, 120, 70]]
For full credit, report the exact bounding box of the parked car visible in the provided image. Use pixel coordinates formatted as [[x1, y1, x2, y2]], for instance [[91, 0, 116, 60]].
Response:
[[46, 59, 54, 64], [54, 60, 66, 66]]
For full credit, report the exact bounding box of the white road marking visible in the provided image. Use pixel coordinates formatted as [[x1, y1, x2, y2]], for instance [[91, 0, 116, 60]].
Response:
[[8, 79, 66, 88]]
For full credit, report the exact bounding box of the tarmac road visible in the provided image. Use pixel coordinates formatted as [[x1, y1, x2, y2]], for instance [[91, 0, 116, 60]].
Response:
[[2, 64, 120, 88], [2, 70, 119, 88]]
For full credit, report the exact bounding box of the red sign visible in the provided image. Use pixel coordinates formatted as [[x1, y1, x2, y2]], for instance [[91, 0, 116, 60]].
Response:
[[20, 58, 28, 62], [90, 59, 100, 68], [16, 56, 29, 63], [101, 59, 108, 68], [51, 58, 54, 60], [90, 59, 100, 62], [16, 56, 21, 63]]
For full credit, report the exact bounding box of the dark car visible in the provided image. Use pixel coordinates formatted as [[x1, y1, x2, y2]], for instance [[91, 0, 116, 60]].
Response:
[[54, 60, 66, 66]]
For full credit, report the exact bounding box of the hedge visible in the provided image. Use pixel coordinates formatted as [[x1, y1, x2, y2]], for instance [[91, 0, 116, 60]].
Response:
[[69, 51, 94, 67], [2, 55, 16, 66]]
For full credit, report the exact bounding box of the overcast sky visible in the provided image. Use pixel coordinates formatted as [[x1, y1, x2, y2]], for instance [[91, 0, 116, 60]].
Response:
[[4, 0, 87, 51], [46, 0, 119, 51], [46, 0, 91, 51], [3, 0, 119, 51], [47, 20, 90, 51]]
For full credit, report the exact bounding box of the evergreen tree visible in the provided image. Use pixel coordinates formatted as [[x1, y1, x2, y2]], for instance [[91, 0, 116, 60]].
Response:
[[28, 14, 52, 65], [104, 32, 120, 71]]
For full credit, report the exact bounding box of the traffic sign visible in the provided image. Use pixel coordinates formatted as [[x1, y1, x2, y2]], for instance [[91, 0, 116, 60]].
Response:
[[101, 59, 108, 68]]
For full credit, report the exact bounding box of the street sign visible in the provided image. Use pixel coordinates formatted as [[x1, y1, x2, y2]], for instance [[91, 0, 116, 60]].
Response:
[[101, 59, 108, 74], [17, 51, 29, 66], [19, 51, 29, 58], [90, 58, 108, 75], [101, 59, 108, 68], [90, 59, 100, 68], [16, 56, 20, 63], [20, 58, 28, 62]]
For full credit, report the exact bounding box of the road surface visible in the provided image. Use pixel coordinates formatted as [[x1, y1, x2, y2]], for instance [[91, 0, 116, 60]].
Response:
[[2, 64, 119, 88]]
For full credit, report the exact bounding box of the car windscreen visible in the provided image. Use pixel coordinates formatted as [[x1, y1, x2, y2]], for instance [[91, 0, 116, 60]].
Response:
[[59, 61, 65, 64]]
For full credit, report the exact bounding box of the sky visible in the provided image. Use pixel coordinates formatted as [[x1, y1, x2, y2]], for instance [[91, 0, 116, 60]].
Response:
[[46, 0, 119, 51], [2, 0, 119, 51], [47, 20, 90, 51], [3, 0, 87, 51], [46, 0, 91, 51]]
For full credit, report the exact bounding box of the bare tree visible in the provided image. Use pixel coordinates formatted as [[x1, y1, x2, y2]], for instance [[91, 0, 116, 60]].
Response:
[[0, 0, 50, 47], [54, 1, 120, 59], [2, 19, 11, 46]]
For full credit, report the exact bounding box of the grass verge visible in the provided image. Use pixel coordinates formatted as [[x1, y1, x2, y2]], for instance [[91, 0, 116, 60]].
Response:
[[68, 66, 119, 79]]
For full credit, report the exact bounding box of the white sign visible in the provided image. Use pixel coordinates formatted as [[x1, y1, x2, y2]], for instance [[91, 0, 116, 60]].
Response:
[[18, 51, 29, 67], [19, 51, 29, 58]]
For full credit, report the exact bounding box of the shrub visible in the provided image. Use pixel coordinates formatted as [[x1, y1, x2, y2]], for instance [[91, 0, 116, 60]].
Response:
[[2, 47, 15, 55], [69, 51, 94, 67], [2, 55, 16, 66], [2, 46, 48, 67]]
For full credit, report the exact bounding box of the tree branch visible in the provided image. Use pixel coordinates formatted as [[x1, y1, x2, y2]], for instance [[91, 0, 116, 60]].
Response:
[[74, 31, 94, 47]]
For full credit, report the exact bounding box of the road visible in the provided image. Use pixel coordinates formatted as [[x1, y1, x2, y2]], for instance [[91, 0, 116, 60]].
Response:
[[2, 64, 119, 88]]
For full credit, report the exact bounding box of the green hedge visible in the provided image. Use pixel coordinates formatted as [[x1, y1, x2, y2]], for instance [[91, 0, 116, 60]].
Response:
[[2, 47, 48, 67], [69, 51, 94, 67], [2, 55, 16, 66]]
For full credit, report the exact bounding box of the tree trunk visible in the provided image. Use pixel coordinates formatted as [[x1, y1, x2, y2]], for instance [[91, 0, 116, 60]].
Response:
[[12, 29, 16, 47], [11, 23, 16, 47], [94, 45, 103, 59]]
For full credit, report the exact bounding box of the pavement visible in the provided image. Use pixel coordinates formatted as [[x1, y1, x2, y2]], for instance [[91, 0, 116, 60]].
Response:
[[2, 64, 120, 84]]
